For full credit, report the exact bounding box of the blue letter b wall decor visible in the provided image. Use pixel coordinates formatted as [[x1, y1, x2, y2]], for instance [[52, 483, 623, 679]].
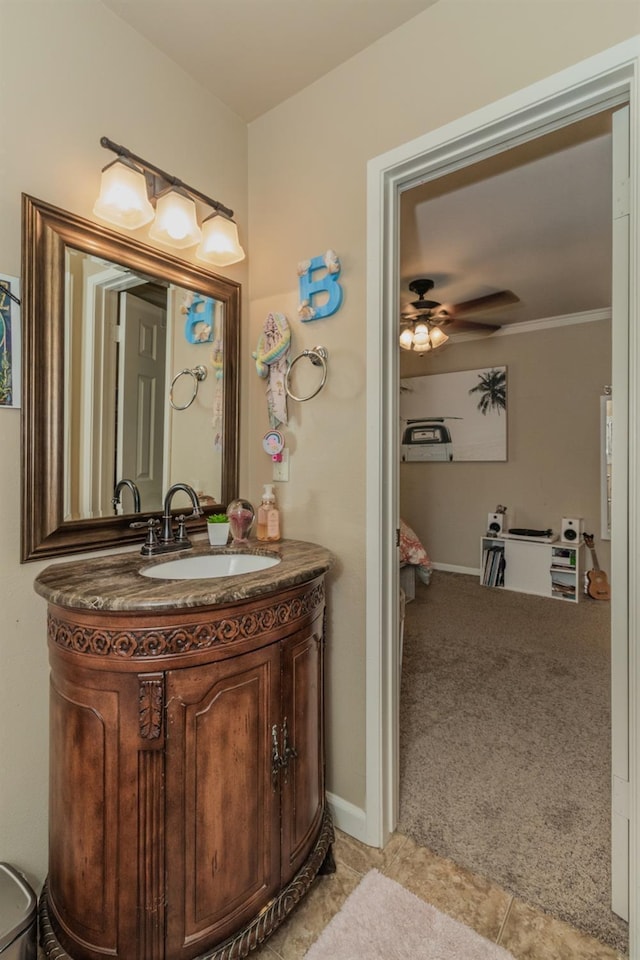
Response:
[[298, 250, 343, 322]]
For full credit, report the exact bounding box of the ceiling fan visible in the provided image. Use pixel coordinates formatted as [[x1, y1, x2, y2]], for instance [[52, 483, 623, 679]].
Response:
[[399, 277, 519, 352]]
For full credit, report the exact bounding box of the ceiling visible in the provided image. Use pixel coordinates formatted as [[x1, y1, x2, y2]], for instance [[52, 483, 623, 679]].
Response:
[[400, 110, 614, 338], [99, 0, 439, 122], [98, 2, 613, 336]]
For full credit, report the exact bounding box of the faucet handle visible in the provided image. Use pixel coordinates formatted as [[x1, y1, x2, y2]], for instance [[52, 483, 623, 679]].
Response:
[[130, 518, 161, 556], [175, 515, 189, 543], [174, 508, 202, 543]]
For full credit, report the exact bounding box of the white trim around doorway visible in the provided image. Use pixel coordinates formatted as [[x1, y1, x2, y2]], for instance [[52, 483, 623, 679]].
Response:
[[365, 34, 640, 955]]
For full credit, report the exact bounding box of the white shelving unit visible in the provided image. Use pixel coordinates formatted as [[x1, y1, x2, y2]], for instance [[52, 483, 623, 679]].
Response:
[[480, 535, 583, 602]]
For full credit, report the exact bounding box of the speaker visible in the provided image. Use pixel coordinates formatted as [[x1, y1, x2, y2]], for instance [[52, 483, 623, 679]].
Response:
[[487, 513, 506, 536], [561, 517, 583, 543]]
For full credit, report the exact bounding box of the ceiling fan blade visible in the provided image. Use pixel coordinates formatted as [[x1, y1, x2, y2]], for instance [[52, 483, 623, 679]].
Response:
[[451, 290, 519, 316], [447, 318, 502, 333]]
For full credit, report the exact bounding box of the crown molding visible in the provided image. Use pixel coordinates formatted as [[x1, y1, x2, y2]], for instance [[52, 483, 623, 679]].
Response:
[[449, 307, 611, 343]]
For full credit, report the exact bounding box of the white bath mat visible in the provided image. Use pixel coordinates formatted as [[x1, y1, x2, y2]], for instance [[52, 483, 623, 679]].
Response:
[[303, 869, 515, 960]]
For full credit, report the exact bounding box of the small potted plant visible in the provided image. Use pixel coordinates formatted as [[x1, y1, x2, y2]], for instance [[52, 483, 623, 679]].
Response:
[[206, 513, 230, 546]]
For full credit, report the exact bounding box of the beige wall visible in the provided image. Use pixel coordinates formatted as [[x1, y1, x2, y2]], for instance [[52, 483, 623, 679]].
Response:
[[1, 0, 638, 893], [0, 0, 248, 888], [400, 320, 612, 574], [247, 2, 639, 816]]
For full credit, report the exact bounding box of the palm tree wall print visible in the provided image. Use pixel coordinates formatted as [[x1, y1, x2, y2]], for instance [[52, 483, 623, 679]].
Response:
[[468, 368, 506, 415], [400, 366, 507, 462]]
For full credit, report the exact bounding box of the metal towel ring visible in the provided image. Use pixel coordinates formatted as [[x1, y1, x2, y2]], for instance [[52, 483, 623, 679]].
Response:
[[285, 347, 328, 402], [169, 365, 207, 410]]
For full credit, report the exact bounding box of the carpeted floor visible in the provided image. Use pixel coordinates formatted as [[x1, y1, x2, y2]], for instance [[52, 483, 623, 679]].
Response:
[[398, 570, 628, 954]]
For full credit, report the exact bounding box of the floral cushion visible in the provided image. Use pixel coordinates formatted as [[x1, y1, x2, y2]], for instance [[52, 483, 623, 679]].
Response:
[[400, 519, 432, 583]]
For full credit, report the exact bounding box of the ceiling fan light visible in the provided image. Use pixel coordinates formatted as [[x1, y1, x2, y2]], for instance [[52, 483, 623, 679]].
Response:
[[197, 213, 246, 265], [149, 188, 202, 248], [429, 327, 449, 348], [413, 341, 431, 353], [93, 158, 155, 229], [399, 328, 414, 350], [412, 326, 430, 347]]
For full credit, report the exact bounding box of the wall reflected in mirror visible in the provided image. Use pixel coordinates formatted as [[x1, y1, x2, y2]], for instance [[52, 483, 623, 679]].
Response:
[[64, 248, 224, 520]]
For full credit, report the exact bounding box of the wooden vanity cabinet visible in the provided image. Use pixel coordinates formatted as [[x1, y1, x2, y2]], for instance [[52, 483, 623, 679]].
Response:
[[41, 576, 331, 960]]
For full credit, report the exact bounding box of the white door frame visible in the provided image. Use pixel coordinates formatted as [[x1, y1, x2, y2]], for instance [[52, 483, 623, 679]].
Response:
[[366, 34, 640, 949]]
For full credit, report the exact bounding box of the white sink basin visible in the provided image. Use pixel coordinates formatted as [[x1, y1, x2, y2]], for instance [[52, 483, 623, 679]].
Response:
[[141, 553, 281, 580]]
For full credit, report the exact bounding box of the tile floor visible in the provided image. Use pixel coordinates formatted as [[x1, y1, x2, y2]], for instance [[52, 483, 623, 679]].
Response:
[[254, 830, 627, 960]]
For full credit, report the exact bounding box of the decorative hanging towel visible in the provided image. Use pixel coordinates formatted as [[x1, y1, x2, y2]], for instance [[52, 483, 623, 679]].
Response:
[[210, 304, 224, 451], [252, 312, 291, 428]]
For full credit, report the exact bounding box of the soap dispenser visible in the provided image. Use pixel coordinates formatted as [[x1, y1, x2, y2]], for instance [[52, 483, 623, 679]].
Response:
[[256, 484, 280, 542]]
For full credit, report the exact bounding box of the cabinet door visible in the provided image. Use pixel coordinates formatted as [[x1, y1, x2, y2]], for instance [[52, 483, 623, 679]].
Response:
[[48, 670, 120, 958], [279, 612, 325, 884], [164, 644, 281, 959]]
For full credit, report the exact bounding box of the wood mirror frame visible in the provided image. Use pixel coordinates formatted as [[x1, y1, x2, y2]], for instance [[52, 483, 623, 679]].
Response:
[[21, 194, 240, 562]]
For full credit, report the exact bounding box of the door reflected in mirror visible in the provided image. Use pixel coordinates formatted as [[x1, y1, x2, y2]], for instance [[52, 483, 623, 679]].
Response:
[[64, 248, 225, 520]]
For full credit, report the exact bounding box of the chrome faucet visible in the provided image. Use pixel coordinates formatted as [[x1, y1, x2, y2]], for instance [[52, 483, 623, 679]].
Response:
[[159, 483, 202, 546], [112, 478, 141, 514]]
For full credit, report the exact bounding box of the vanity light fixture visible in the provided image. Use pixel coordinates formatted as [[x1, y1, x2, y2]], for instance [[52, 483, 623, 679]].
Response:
[[197, 213, 245, 266], [93, 157, 155, 229], [148, 187, 202, 249], [93, 136, 245, 265]]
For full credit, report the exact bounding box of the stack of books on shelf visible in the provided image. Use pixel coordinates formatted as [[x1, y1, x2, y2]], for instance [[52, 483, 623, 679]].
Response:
[[550, 546, 577, 599], [550, 574, 576, 600], [482, 543, 506, 587]]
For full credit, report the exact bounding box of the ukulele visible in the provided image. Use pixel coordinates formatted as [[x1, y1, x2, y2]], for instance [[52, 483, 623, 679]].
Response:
[[583, 533, 611, 601]]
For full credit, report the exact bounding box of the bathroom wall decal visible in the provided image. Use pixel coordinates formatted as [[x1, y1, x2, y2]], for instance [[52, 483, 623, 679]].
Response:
[[297, 250, 343, 321], [400, 366, 507, 462], [0, 273, 21, 408]]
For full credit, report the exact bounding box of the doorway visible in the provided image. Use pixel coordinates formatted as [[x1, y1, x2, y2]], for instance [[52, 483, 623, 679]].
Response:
[[365, 35, 640, 955], [396, 112, 616, 941]]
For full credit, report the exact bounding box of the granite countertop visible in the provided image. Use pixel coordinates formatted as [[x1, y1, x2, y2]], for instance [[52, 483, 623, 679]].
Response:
[[34, 538, 334, 612]]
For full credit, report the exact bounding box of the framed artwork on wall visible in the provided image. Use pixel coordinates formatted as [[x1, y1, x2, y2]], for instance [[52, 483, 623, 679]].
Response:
[[0, 273, 21, 409], [400, 366, 507, 462]]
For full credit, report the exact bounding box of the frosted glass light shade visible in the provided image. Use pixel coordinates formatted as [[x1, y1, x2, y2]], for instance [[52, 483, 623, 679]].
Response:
[[429, 326, 449, 348], [149, 189, 202, 248], [197, 214, 245, 266], [399, 328, 414, 351], [93, 159, 154, 229], [412, 322, 430, 347], [398, 320, 449, 352]]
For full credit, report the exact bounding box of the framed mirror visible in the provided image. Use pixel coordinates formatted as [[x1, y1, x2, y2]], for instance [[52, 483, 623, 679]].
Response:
[[21, 194, 240, 561]]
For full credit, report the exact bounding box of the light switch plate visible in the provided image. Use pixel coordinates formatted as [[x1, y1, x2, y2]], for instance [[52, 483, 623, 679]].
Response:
[[272, 447, 289, 482]]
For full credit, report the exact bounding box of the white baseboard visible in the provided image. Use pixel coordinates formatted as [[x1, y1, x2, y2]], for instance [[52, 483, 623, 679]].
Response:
[[326, 792, 372, 845], [432, 562, 479, 576]]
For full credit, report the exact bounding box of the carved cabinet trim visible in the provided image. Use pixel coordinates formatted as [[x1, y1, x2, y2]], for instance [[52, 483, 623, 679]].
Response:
[[47, 581, 325, 659]]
